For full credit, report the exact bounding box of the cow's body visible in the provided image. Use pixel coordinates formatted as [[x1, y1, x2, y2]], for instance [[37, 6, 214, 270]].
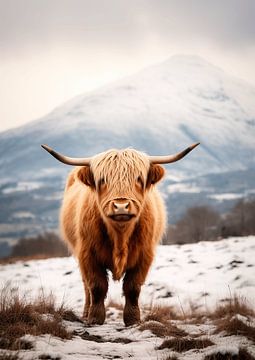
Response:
[[61, 168, 166, 277], [42, 143, 199, 326], [60, 149, 166, 325]]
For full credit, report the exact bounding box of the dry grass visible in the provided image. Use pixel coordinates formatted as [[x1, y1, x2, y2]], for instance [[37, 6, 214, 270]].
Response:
[[144, 304, 180, 322], [157, 337, 214, 352], [208, 296, 255, 343], [75, 330, 132, 344], [107, 300, 124, 311], [163, 356, 179, 360], [203, 347, 255, 360], [140, 303, 188, 338], [0, 285, 74, 351], [144, 296, 254, 323], [140, 320, 187, 338], [38, 354, 61, 359], [214, 317, 255, 341], [0, 354, 19, 360], [209, 297, 254, 320]]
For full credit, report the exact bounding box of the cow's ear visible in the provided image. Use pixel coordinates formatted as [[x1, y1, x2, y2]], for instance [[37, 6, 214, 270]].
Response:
[[77, 166, 95, 189], [146, 164, 165, 188]]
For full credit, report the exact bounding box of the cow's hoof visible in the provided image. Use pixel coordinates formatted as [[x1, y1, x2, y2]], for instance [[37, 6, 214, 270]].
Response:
[[88, 304, 106, 325], [123, 305, 140, 326]]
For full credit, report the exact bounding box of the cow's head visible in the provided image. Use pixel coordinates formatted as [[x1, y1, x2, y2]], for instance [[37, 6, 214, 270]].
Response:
[[41, 143, 199, 225]]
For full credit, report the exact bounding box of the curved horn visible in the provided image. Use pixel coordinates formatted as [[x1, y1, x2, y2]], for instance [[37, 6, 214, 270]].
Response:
[[149, 142, 200, 164], [41, 144, 91, 166]]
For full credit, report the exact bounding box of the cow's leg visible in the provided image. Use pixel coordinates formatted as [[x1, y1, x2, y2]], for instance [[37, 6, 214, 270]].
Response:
[[88, 280, 108, 325], [123, 256, 152, 326], [82, 278, 91, 319], [79, 257, 108, 325]]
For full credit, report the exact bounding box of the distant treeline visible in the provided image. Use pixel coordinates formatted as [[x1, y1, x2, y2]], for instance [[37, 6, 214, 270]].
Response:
[[164, 199, 255, 245], [10, 232, 69, 259], [4, 199, 255, 260]]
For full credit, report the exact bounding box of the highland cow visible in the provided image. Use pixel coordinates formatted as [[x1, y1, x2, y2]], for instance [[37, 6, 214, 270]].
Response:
[[42, 143, 199, 326]]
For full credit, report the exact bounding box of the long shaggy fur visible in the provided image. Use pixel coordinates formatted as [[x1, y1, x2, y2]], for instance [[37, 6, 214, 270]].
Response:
[[60, 149, 166, 325]]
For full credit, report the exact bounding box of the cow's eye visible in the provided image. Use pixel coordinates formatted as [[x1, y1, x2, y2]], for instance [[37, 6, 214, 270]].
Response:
[[137, 176, 144, 188], [98, 178, 105, 187]]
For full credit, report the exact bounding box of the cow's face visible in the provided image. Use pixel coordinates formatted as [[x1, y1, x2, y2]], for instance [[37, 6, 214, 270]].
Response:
[[77, 149, 164, 224]]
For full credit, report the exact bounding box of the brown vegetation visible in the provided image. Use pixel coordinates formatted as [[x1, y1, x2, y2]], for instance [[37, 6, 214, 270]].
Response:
[[0, 286, 73, 351], [215, 317, 255, 341], [140, 303, 189, 338], [74, 330, 132, 344], [144, 304, 179, 322], [142, 297, 254, 325], [164, 356, 179, 360], [165, 199, 255, 244], [38, 355, 61, 360], [209, 296, 254, 320], [107, 300, 124, 311], [167, 206, 220, 244], [157, 337, 214, 352], [0, 354, 19, 360], [9, 232, 69, 260], [204, 348, 255, 360], [140, 297, 255, 358], [221, 200, 255, 238], [140, 320, 187, 338]]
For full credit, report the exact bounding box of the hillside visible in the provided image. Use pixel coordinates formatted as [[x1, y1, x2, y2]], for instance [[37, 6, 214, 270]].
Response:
[[1, 55, 255, 180], [0, 55, 255, 251]]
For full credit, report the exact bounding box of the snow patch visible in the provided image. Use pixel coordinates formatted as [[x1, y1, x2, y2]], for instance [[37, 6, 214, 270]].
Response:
[[208, 193, 244, 201], [2, 181, 43, 194]]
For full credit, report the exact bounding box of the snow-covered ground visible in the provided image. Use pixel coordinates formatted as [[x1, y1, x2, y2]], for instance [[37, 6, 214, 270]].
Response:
[[0, 236, 255, 359]]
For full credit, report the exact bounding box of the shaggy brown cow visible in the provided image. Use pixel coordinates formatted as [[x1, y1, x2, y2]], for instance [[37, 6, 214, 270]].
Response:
[[42, 143, 199, 326]]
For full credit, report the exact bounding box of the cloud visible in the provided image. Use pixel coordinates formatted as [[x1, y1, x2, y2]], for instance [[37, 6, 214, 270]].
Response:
[[145, 0, 255, 48], [0, 1, 146, 56], [0, 0, 255, 58]]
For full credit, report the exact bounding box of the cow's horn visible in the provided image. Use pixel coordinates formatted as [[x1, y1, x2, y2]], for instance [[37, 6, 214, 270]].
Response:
[[149, 142, 200, 164], [41, 144, 91, 166]]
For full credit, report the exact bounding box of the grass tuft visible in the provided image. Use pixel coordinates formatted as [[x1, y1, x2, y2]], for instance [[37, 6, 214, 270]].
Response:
[[157, 337, 214, 352], [140, 304, 188, 338], [209, 297, 254, 320], [204, 347, 255, 360], [144, 304, 179, 322], [140, 320, 187, 338], [0, 353, 19, 360], [0, 285, 73, 351], [107, 300, 124, 311], [38, 354, 61, 360], [214, 317, 255, 341], [164, 356, 179, 360]]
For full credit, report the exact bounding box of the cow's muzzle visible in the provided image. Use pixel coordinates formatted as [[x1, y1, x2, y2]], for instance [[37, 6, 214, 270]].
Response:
[[109, 214, 135, 222], [108, 200, 136, 222]]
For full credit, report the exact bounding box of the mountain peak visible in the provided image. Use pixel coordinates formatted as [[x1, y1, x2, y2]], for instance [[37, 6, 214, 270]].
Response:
[[0, 55, 254, 180]]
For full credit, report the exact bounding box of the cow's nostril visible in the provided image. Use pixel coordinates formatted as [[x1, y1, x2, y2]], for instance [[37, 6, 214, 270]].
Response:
[[113, 202, 130, 212]]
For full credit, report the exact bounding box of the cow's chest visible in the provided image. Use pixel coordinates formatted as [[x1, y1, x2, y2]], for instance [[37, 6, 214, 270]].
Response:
[[96, 229, 141, 274]]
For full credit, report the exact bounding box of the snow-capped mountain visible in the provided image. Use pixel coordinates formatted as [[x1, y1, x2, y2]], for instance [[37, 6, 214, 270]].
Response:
[[0, 55, 255, 251], [0, 55, 255, 180]]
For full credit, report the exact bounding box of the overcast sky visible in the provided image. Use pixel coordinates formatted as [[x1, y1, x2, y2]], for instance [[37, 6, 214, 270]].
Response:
[[0, 0, 255, 132]]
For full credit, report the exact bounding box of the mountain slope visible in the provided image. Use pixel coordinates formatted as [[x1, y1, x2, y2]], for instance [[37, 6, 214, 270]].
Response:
[[0, 55, 255, 182], [0, 55, 255, 249]]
